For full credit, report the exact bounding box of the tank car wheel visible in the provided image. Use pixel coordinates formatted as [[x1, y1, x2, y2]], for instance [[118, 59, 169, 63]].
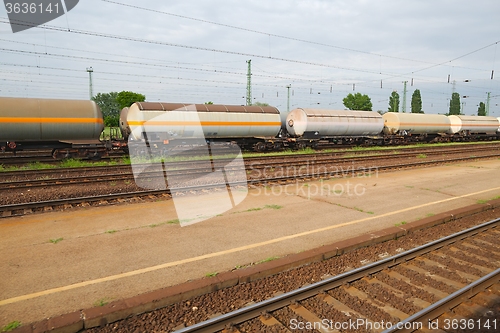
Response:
[[52, 149, 63, 159], [89, 151, 102, 161], [253, 142, 266, 152], [294, 142, 305, 150]]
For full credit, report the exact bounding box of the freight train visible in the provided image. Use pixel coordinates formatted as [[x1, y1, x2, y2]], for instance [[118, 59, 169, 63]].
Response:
[[121, 101, 500, 152], [1, 97, 500, 158]]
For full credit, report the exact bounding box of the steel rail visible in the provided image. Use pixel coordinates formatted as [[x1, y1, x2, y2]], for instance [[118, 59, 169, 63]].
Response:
[[381, 268, 500, 333], [173, 219, 499, 333], [3, 148, 500, 190], [1, 143, 498, 170], [1, 153, 500, 217]]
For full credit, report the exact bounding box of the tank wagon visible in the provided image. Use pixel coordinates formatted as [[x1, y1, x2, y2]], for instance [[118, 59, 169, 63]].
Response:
[[286, 108, 384, 146], [382, 113, 452, 143], [449, 115, 500, 137], [121, 102, 283, 151], [0, 97, 108, 158]]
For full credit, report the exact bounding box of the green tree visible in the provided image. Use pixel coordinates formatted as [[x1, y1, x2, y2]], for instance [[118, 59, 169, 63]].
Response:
[[343, 93, 372, 111], [477, 102, 486, 116], [204, 101, 214, 105], [411, 89, 423, 113], [92, 92, 120, 118], [116, 91, 146, 109], [92, 92, 120, 127], [92, 91, 145, 127], [449, 92, 461, 115], [253, 101, 270, 106], [388, 91, 399, 112]]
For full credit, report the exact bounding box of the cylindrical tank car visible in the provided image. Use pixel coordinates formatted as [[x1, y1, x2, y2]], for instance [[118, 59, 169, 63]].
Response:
[[121, 102, 282, 150], [286, 108, 384, 138], [383, 113, 451, 135], [448, 115, 500, 135], [0, 97, 105, 158]]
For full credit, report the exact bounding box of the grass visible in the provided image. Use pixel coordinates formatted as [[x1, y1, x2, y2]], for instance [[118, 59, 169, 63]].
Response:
[[0, 157, 129, 173], [49, 238, 63, 244], [416, 154, 427, 159], [264, 204, 282, 210], [477, 195, 500, 204], [1, 321, 21, 332], [205, 272, 218, 277], [148, 218, 180, 228], [59, 158, 121, 168], [105, 230, 118, 234], [256, 256, 280, 264], [245, 207, 263, 212], [238, 204, 283, 213], [0, 162, 56, 172], [100, 127, 123, 140], [234, 256, 281, 270], [93, 298, 109, 307], [353, 207, 374, 214]]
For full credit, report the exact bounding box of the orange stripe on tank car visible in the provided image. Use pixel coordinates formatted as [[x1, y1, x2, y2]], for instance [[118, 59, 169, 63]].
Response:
[[128, 121, 281, 126], [384, 122, 449, 127], [385, 122, 498, 128], [459, 124, 498, 127], [0, 117, 104, 124]]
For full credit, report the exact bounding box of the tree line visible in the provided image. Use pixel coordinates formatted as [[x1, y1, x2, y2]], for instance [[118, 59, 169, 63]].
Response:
[[344, 90, 487, 116]]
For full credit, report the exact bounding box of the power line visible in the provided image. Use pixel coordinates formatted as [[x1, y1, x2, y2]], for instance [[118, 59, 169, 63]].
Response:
[[0, 18, 398, 76], [412, 41, 500, 74], [100, 0, 446, 67], [101, 0, 498, 76]]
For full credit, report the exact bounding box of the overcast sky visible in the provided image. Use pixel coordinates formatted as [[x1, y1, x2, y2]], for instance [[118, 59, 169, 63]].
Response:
[[1, 0, 499, 115]]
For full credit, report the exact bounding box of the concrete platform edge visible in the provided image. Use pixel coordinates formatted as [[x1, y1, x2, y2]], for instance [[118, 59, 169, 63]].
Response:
[[10, 200, 499, 333]]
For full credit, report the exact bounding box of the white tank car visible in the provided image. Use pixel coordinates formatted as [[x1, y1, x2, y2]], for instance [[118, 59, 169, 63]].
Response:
[[286, 108, 384, 138], [123, 102, 281, 141], [497, 117, 500, 133], [383, 113, 451, 135], [448, 115, 500, 134]]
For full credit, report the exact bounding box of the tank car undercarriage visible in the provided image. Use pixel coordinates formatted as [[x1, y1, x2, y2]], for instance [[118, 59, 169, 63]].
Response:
[[1, 140, 110, 160]]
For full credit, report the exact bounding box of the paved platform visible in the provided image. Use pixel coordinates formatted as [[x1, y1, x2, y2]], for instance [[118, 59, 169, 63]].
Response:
[[1, 159, 500, 327]]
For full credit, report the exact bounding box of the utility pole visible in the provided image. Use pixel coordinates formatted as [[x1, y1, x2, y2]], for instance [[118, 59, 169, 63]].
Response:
[[246, 60, 252, 106], [486, 92, 491, 116], [286, 84, 291, 113], [402, 81, 407, 113], [86, 67, 94, 100]]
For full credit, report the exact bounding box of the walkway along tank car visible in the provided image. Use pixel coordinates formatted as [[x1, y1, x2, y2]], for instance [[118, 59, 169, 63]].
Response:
[[286, 108, 384, 146], [0, 97, 108, 158], [120, 102, 283, 152]]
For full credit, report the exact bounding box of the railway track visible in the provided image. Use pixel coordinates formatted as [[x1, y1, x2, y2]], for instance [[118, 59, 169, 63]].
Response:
[[0, 142, 498, 168], [1, 150, 500, 218], [3, 144, 500, 188], [173, 218, 500, 333]]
